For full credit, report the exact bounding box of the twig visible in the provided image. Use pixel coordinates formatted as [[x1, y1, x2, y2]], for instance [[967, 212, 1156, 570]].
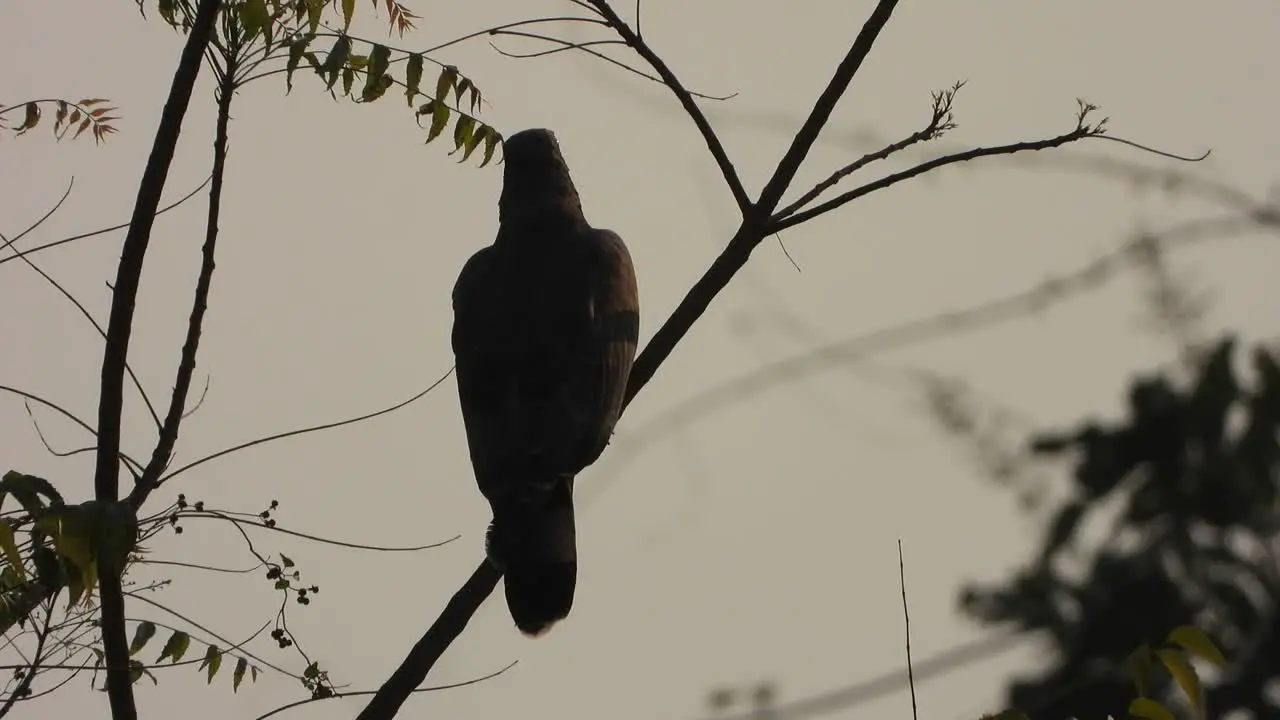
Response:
[[773, 122, 1102, 232], [0, 601, 53, 718], [93, 0, 222, 715], [899, 540, 918, 720]]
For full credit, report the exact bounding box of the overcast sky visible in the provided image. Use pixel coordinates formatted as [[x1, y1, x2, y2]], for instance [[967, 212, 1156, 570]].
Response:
[[2, 1, 1278, 719]]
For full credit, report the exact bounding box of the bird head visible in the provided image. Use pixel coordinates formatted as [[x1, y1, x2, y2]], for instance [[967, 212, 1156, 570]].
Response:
[[498, 128, 585, 228]]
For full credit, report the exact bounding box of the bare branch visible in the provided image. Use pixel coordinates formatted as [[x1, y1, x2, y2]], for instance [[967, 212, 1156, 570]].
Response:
[[772, 119, 1103, 233], [586, 0, 751, 213], [0, 174, 213, 269], [143, 369, 452, 496], [776, 81, 963, 220], [754, 0, 901, 218]]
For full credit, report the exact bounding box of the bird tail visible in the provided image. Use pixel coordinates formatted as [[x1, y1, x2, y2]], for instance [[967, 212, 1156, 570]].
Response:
[[486, 476, 577, 637]]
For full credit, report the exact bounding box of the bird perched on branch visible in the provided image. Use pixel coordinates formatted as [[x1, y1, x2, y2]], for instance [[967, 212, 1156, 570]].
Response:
[[451, 128, 640, 636]]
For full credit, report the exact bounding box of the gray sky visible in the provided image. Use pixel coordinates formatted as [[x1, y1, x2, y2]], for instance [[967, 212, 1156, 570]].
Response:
[[2, 1, 1278, 719]]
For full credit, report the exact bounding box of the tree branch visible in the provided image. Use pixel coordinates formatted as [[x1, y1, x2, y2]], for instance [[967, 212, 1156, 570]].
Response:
[[93, 0, 222, 716], [355, 561, 500, 720], [132, 50, 237, 508], [754, 0, 900, 217], [586, 0, 751, 214], [771, 124, 1100, 232]]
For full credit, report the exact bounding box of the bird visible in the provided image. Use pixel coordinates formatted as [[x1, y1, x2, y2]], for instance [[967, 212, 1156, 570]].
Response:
[[451, 128, 640, 636]]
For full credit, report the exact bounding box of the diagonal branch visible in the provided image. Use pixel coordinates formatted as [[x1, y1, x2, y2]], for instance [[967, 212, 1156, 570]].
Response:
[[585, 0, 751, 214], [753, 0, 901, 217], [92, 0, 223, 716]]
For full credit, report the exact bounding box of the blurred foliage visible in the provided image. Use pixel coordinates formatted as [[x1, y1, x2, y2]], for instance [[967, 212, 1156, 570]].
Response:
[[961, 334, 1280, 720]]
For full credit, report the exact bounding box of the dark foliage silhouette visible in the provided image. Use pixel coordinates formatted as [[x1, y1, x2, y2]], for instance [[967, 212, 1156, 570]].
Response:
[[962, 335, 1280, 720]]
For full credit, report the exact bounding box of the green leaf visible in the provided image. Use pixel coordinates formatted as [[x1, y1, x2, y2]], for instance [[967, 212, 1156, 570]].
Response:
[[251, 665, 260, 682], [1, 470, 66, 514], [1156, 648, 1204, 720], [1167, 626, 1228, 668], [1125, 643, 1154, 697], [129, 659, 157, 685], [361, 75, 393, 103], [460, 123, 486, 163], [306, 0, 322, 34], [1129, 697, 1176, 720], [0, 521, 25, 582], [435, 66, 458, 107], [341, 0, 354, 31], [342, 68, 355, 97], [405, 54, 424, 106], [453, 76, 472, 108], [480, 129, 501, 167], [320, 36, 352, 91], [364, 44, 390, 91], [129, 621, 157, 656], [304, 661, 320, 679], [35, 506, 95, 600], [425, 101, 449, 144], [233, 657, 248, 692], [237, 0, 270, 41], [157, 630, 191, 664], [274, 579, 291, 590], [451, 114, 475, 156], [286, 36, 312, 94], [280, 553, 295, 568], [201, 645, 222, 683]]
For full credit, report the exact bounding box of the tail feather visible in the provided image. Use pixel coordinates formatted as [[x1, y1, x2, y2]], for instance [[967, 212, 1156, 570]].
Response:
[[486, 476, 577, 636]]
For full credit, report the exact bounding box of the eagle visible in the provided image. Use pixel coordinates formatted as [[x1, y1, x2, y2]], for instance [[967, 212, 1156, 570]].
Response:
[[451, 128, 640, 636]]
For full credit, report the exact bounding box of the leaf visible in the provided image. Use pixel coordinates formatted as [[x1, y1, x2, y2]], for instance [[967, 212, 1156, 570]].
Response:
[[129, 659, 158, 685], [453, 76, 472, 108], [129, 621, 157, 656], [435, 66, 458, 107], [280, 554, 295, 568], [286, 36, 312, 93], [424, 101, 449, 144], [35, 506, 96, 599], [157, 630, 191, 664], [54, 101, 68, 129], [14, 102, 40, 133], [341, 0, 354, 31], [274, 579, 291, 590], [251, 665, 260, 682], [342, 68, 355, 97], [404, 53, 424, 106], [0, 522, 25, 582], [201, 645, 222, 683], [304, 661, 320, 679], [306, 0, 322, 33], [74, 117, 92, 140], [237, 0, 270, 41], [480, 129, 501, 167], [361, 44, 392, 102], [451, 114, 475, 156], [1125, 643, 1154, 697], [0, 471, 65, 514], [1167, 626, 1228, 668], [1156, 648, 1204, 720], [1129, 698, 1176, 720], [319, 36, 352, 91], [460, 123, 486, 163], [233, 656, 248, 692]]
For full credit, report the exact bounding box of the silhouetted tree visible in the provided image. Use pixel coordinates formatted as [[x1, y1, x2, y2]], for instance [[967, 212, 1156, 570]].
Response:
[[962, 334, 1280, 720]]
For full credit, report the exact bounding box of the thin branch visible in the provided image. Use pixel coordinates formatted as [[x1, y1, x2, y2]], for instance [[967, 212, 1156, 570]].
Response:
[[585, 0, 751, 213], [261, 660, 516, 720], [23, 403, 145, 477], [899, 540, 918, 720], [489, 30, 734, 101], [0, 177, 74, 250], [1, 228, 163, 431], [144, 369, 452, 496], [134, 52, 237, 507], [178, 510, 460, 553], [355, 561, 501, 719], [94, 0, 222, 715], [0, 174, 213, 268], [754, 0, 901, 217], [0, 601, 52, 718], [776, 82, 962, 220], [772, 122, 1102, 233]]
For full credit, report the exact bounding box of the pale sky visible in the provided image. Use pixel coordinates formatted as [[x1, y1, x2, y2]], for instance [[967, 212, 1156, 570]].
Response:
[[2, 1, 1278, 719]]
